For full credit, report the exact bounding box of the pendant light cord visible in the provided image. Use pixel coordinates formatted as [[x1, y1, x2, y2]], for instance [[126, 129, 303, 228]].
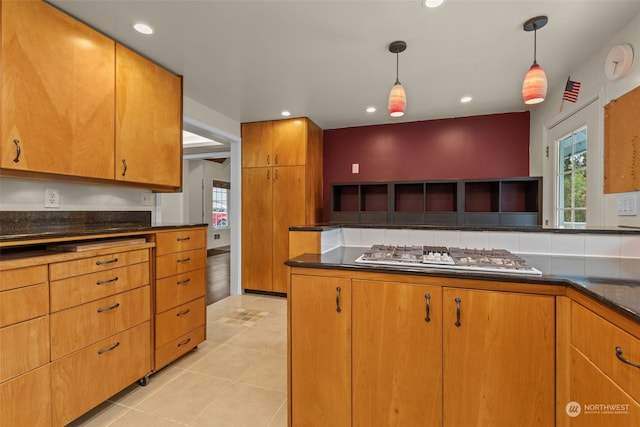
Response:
[[533, 25, 538, 64], [395, 51, 400, 84]]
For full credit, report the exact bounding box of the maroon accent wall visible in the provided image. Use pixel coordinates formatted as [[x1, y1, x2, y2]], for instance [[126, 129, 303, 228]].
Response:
[[322, 112, 530, 221]]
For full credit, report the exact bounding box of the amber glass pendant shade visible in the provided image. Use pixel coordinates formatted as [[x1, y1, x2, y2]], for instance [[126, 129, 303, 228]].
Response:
[[388, 82, 406, 117], [522, 62, 547, 105]]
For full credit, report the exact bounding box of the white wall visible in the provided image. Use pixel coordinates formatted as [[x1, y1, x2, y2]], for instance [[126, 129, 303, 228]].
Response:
[[530, 12, 640, 228]]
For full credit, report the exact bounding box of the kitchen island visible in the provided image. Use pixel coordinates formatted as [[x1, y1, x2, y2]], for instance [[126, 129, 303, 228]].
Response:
[[286, 225, 640, 427]]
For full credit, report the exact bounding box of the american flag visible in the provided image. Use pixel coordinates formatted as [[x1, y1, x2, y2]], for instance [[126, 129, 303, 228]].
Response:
[[562, 80, 581, 103]]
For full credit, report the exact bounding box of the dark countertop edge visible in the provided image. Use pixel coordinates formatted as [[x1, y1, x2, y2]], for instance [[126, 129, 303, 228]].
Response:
[[289, 223, 640, 234], [285, 257, 640, 324], [0, 223, 208, 244]]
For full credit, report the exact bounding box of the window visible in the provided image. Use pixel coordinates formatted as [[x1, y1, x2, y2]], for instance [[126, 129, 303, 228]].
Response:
[[212, 180, 229, 229], [557, 127, 587, 227]]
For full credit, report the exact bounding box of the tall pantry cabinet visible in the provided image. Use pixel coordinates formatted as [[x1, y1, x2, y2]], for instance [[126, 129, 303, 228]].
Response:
[[241, 118, 322, 293]]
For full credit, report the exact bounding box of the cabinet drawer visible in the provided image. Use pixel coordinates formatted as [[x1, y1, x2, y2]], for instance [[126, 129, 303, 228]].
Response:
[[156, 249, 206, 279], [0, 316, 50, 382], [0, 364, 52, 427], [0, 283, 49, 327], [156, 268, 205, 313], [51, 322, 151, 427], [572, 302, 640, 402], [50, 286, 150, 359], [155, 297, 205, 347], [0, 264, 47, 291], [49, 248, 149, 281], [155, 325, 205, 370], [155, 229, 206, 256], [50, 262, 150, 312]]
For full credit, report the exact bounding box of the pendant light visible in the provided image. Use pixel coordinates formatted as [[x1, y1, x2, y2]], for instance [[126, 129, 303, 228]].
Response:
[[388, 41, 407, 117], [522, 16, 548, 105]]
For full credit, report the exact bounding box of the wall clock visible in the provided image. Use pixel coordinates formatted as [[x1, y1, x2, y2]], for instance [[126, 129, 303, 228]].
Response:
[[605, 44, 634, 80]]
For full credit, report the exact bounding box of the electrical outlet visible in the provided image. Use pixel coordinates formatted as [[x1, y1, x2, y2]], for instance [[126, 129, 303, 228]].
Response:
[[141, 193, 154, 206], [45, 188, 60, 208]]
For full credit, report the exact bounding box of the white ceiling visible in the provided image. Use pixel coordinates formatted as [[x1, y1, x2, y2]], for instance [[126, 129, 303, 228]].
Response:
[[50, 0, 640, 134]]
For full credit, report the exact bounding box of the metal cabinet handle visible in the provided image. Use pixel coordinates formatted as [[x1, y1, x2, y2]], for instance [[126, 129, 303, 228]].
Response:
[[616, 347, 640, 369], [177, 257, 191, 263], [274, 154, 279, 165], [336, 287, 342, 313], [454, 297, 462, 327], [266, 154, 270, 165], [177, 236, 190, 241], [96, 258, 118, 266], [274, 169, 278, 180], [178, 338, 192, 347], [424, 293, 431, 323], [177, 308, 191, 317], [13, 139, 21, 163], [121, 159, 127, 176], [98, 341, 120, 355], [177, 278, 191, 285], [266, 169, 270, 180], [96, 276, 118, 285], [97, 302, 120, 313]]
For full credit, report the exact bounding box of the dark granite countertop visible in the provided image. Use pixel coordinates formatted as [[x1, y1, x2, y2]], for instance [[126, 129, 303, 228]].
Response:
[[0, 211, 207, 245], [286, 246, 640, 324]]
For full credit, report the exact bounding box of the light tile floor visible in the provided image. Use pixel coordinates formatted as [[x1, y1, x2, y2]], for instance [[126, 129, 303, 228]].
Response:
[[68, 294, 288, 427]]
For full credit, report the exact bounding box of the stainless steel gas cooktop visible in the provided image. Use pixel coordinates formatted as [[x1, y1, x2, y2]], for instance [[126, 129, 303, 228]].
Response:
[[355, 245, 542, 276]]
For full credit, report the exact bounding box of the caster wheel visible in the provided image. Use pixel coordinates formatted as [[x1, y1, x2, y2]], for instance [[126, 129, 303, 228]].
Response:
[[138, 375, 150, 386]]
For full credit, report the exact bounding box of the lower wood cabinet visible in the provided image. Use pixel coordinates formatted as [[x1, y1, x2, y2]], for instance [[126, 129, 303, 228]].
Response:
[[0, 364, 51, 427], [290, 272, 556, 427], [290, 275, 351, 427]]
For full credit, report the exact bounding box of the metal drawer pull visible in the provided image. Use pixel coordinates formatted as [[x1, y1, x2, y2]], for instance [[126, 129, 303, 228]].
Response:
[[98, 341, 120, 355], [177, 278, 191, 285], [96, 276, 119, 285], [336, 287, 342, 313], [121, 159, 127, 176], [13, 139, 21, 162], [616, 347, 640, 369], [266, 154, 270, 165], [176, 308, 191, 317], [274, 154, 278, 165], [97, 302, 120, 313], [424, 293, 431, 323], [178, 338, 192, 347], [96, 258, 118, 266], [176, 236, 190, 241], [177, 257, 191, 263], [455, 297, 462, 327]]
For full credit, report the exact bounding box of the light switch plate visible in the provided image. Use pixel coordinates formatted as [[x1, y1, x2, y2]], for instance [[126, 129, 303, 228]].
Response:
[[352, 163, 359, 174], [617, 193, 637, 216]]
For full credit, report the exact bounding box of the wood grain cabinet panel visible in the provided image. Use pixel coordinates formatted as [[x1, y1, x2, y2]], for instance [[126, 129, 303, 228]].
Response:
[[0, 283, 48, 328], [49, 248, 149, 281], [156, 268, 205, 313], [571, 302, 640, 403], [155, 229, 207, 256], [155, 297, 205, 348], [0, 365, 52, 427], [156, 249, 206, 279], [50, 286, 150, 360], [1, 0, 115, 179], [155, 325, 206, 370], [0, 264, 47, 291], [50, 262, 149, 312], [51, 322, 151, 427], [0, 316, 50, 382], [115, 44, 182, 189]]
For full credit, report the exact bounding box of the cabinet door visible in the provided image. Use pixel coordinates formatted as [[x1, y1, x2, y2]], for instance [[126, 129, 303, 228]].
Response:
[[352, 280, 442, 427], [1, 0, 115, 179], [273, 118, 307, 166], [241, 121, 273, 168], [443, 288, 555, 427], [241, 167, 273, 291], [569, 346, 640, 426], [0, 365, 51, 427], [272, 166, 306, 293], [290, 275, 351, 427], [115, 44, 182, 189]]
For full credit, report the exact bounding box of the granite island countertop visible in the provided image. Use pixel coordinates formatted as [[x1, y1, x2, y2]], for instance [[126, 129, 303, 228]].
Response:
[[286, 246, 640, 324]]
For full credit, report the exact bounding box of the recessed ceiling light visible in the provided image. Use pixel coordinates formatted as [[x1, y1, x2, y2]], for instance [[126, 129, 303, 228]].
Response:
[[133, 23, 154, 35], [366, 106, 376, 113], [423, 0, 445, 8], [281, 111, 291, 117], [460, 96, 473, 103]]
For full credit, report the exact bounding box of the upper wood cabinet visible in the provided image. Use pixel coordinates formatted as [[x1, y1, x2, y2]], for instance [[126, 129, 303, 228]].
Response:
[[241, 118, 316, 168], [1, 1, 183, 190], [115, 44, 183, 189], [1, 0, 115, 179]]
